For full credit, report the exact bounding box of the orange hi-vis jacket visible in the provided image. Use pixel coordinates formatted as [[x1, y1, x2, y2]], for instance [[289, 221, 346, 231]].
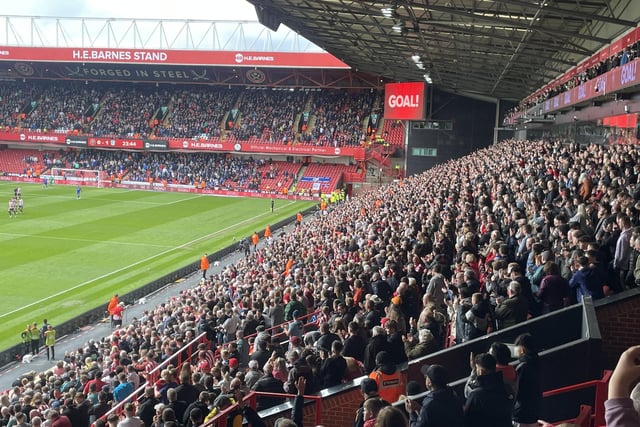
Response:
[[369, 369, 405, 403]]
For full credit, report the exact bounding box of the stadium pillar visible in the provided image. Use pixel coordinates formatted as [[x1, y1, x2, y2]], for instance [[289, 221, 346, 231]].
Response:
[[493, 99, 501, 145]]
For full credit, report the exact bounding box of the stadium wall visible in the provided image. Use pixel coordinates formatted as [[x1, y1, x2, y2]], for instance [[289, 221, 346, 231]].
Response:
[[405, 89, 496, 175], [594, 288, 640, 369]]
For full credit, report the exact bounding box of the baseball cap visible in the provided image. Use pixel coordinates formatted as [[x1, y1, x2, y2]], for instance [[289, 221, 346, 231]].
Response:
[[360, 378, 378, 395], [228, 358, 239, 369], [406, 380, 424, 399], [420, 364, 449, 388]]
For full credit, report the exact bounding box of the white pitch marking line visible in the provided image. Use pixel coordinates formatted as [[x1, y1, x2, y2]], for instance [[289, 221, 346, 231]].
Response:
[[0, 200, 296, 319]]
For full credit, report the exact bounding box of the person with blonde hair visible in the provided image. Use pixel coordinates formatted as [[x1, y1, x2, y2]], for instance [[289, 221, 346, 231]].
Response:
[[375, 406, 408, 427]]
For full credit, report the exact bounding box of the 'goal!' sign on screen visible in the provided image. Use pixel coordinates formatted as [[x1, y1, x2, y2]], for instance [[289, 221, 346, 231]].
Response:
[[384, 82, 426, 120]]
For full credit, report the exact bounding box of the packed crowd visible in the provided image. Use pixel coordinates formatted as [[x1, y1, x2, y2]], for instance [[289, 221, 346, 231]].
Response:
[[2, 138, 640, 427], [226, 90, 307, 143], [302, 91, 377, 147], [54, 149, 296, 191], [505, 39, 640, 119], [0, 82, 383, 147], [155, 89, 239, 140]]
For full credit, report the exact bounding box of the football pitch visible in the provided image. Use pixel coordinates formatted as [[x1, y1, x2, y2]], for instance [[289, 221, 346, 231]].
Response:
[[0, 183, 315, 352]]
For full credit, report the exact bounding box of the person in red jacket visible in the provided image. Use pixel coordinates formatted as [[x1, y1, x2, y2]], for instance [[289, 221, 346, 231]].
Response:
[[46, 409, 72, 427]]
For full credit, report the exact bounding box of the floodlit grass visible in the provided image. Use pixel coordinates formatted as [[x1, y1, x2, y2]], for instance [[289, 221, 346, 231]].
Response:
[[0, 183, 314, 352]]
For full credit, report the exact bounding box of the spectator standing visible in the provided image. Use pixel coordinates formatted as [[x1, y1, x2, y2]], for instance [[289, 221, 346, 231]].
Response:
[[318, 340, 347, 389], [251, 362, 285, 411], [537, 261, 571, 313], [568, 256, 605, 302], [404, 329, 436, 361], [342, 321, 367, 362], [364, 326, 390, 374], [117, 403, 143, 427], [463, 353, 512, 427], [385, 319, 408, 365], [46, 409, 72, 427], [494, 282, 529, 330], [405, 364, 463, 427], [614, 214, 633, 290], [113, 373, 134, 404], [136, 388, 159, 427], [513, 333, 542, 427]]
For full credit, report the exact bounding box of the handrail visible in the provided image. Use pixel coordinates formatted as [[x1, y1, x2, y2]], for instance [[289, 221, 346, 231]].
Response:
[[99, 331, 210, 422], [541, 370, 612, 427], [202, 390, 323, 427], [243, 309, 321, 344], [97, 309, 321, 425]]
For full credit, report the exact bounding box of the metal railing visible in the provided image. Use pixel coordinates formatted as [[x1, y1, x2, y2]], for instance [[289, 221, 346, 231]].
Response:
[[541, 370, 612, 427], [203, 390, 323, 427], [98, 309, 320, 422]]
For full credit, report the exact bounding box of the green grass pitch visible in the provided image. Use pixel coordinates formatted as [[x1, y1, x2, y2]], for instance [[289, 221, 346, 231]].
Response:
[[0, 183, 315, 352]]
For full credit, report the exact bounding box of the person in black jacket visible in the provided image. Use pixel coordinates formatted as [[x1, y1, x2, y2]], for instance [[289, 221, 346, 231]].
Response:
[[342, 321, 366, 362], [182, 391, 210, 427], [318, 341, 347, 389], [315, 322, 341, 354], [463, 353, 512, 427], [251, 362, 285, 411], [136, 387, 160, 427], [384, 320, 408, 366], [512, 333, 542, 427], [364, 326, 390, 374], [405, 364, 463, 427]]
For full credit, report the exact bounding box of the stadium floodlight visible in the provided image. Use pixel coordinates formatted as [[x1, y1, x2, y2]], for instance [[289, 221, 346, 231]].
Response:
[[416, 62, 425, 70], [392, 22, 406, 33], [411, 54, 421, 63], [423, 74, 433, 83], [381, 4, 399, 18]]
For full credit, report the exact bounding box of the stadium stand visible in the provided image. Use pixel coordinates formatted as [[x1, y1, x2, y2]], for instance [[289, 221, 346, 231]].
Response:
[[0, 148, 56, 176], [295, 162, 358, 195], [2, 136, 638, 427], [0, 82, 394, 151]]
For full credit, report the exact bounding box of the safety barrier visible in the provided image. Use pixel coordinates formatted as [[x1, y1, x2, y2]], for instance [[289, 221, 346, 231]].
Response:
[[203, 390, 323, 427], [541, 370, 611, 427], [98, 308, 320, 423]]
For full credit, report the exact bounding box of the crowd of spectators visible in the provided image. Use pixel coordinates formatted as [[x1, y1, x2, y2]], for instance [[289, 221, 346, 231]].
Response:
[[156, 90, 238, 139], [0, 82, 383, 148], [226, 90, 307, 143], [303, 91, 377, 147], [505, 39, 640, 120], [2, 138, 640, 427], [54, 150, 296, 191]]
